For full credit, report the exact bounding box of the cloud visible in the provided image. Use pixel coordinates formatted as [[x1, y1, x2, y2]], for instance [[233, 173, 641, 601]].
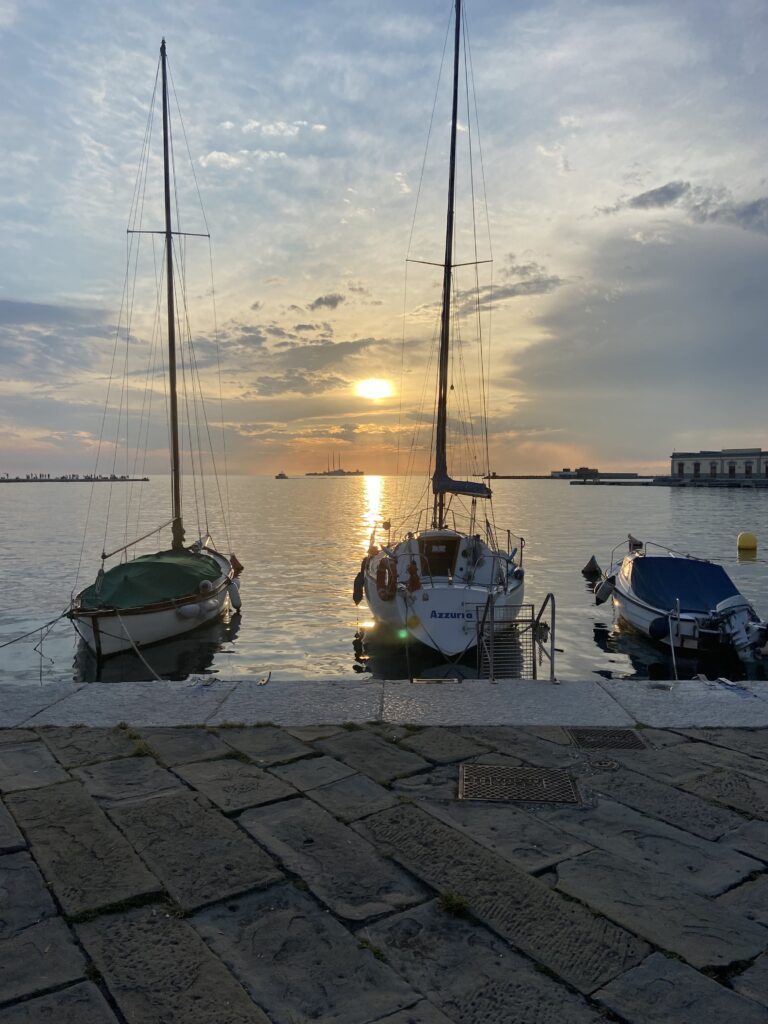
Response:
[[603, 181, 768, 237], [308, 293, 346, 311], [198, 151, 245, 170], [0, 299, 107, 327], [248, 369, 348, 396], [628, 181, 690, 209]]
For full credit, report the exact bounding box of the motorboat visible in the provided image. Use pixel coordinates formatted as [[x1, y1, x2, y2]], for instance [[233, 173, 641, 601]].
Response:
[[595, 536, 767, 663]]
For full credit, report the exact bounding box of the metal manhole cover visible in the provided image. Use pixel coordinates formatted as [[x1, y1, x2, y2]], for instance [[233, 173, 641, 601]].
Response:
[[458, 764, 581, 804], [568, 728, 645, 750]]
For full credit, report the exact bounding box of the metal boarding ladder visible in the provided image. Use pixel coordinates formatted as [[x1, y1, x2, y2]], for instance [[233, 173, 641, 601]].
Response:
[[476, 593, 557, 681]]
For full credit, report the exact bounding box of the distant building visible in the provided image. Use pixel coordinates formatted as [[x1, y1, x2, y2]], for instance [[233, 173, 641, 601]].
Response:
[[551, 467, 598, 479], [670, 448, 768, 482]]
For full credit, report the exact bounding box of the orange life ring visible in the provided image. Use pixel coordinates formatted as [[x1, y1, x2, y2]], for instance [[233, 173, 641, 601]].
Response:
[[376, 557, 397, 601]]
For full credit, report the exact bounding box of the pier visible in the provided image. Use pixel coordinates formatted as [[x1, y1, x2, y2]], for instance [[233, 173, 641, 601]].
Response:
[[2, 676, 768, 1022]]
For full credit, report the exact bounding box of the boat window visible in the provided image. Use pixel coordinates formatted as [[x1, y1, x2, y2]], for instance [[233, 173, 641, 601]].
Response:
[[419, 536, 461, 577], [729, 462, 736, 478], [677, 462, 684, 476], [710, 463, 717, 477], [693, 462, 700, 478], [746, 462, 753, 478]]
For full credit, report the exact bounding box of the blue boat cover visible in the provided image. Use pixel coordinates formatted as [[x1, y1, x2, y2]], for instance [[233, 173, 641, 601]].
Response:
[[630, 556, 740, 614]]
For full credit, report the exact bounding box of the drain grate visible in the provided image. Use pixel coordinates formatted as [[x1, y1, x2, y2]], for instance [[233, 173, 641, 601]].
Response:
[[567, 728, 645, 750], [458, 764, 581, 804]]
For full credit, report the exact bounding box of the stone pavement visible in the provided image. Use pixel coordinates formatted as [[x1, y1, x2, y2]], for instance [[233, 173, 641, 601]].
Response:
[[3, 718, 768, 1022]]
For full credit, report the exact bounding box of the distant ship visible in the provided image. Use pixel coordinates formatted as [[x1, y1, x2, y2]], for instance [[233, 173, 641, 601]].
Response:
[[275, 471, 288, 479], [306, 453, 364, 477]]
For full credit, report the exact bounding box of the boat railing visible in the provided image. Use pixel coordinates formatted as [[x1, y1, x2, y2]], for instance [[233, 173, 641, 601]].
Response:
[[608, 536, 703, 567], [475, 593, 556, 681]]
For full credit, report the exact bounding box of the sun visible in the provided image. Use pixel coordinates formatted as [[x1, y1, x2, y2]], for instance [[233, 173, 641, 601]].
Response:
[[354, 378, 394, 400]]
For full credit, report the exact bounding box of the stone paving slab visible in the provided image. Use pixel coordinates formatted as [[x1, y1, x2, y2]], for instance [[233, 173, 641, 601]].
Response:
[[306, 772, 398, 822], [529, 796, 760, 896], [135, 726, 231, 765], [76, 905, 269, 1024], [283, 725, 345, 741], [268, 753, 356, 790], [109, 790, 282, 912], [0, 730, 37, 747], [584, 765, 746, 839], [173, 757, 296, 813], [240, 797, 426, 920], [24, 680, 237, 727], [35, 725, 137, 767], [460, 726, 587, 769], [0, 851, 57, 939], [72, 755, 184, 807], [217, 726, 312, 765], [316, 730, 430, 784], [719, 819, 768, 862], [682, 768, 768, 819], [5, 780, 160, 917], [367, 898, 604, 1024], [555, 847, 768, 968], [612, 744, 716, 785], [0, 801, 23, 854], [718, 873, 768, 927], [595, 951, 768, 1023], [0, 741, 69, 793], [419, 799, 593, 873], [398, 727, 490, 763], [389, 765, 461, 801], [0, 918, 86, 1005], [383, 679, 634, 726], [0, 684, 84, 729], [193, 884, 420, 1024], [209, 678, 383, 726], [734, 953, 768, 1008], [599, 679, 768, 727], [370, 1002, 453, 1024], [0, 981, 119, 1023], [677, 740, 768, 782], [357, 803, 648, 993], [677, 728, 768, 760]]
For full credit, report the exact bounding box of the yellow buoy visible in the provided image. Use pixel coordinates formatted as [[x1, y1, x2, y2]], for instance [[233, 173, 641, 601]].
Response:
[[737, 531, 758, 553]]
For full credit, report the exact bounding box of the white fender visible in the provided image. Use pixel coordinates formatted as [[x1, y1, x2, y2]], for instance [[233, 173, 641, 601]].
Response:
[[177, 603, 201, 619], [229, 579, 242, 609]]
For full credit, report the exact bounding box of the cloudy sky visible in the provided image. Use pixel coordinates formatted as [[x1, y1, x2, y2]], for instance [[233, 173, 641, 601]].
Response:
[[1, 0, 766, 477]]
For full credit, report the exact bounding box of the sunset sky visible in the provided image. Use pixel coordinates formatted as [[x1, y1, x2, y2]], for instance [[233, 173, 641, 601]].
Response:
[[1, 0, 767, 477]]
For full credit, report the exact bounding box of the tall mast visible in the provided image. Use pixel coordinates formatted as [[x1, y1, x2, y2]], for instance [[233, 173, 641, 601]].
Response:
[[432, 0, 461, 530], [161, 39, 184, 550]]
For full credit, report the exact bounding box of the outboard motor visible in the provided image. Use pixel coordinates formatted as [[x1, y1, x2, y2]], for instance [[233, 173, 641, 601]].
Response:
[[715, 595, 763, 661], [594, 576, 615, 606]]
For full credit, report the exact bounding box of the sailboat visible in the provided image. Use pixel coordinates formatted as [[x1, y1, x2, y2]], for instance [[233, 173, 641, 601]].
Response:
[[68, 41, 242, 660], [354, 0, 525, 659]]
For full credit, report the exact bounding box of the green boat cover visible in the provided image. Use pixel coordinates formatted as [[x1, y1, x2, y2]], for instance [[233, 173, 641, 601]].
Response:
[[80, 550, 222, 611]]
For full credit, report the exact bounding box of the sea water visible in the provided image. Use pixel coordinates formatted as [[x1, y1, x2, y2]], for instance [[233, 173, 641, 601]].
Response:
[[1, 475, 767, 685]]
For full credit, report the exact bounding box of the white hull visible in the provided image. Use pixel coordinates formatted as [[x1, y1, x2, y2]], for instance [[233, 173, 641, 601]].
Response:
[[605, 545, 766, 660], [363, 529, 524, 657], [70, 548, 240, 659], [611, 584, 705, 652]]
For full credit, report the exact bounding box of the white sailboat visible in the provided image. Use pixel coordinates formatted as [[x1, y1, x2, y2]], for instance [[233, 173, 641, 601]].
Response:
[[354, 0, 525, 659], [68, 40, 242, 660]]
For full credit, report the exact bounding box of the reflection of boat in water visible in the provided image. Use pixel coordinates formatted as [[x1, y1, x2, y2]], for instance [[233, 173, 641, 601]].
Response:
[[353, 623, 481, 680], [74, 611, 241, 683], [595, 536, 767, 665]]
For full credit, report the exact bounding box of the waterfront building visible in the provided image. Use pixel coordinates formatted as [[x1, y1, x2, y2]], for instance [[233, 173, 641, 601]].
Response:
[[669, 447, 768, 482]]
